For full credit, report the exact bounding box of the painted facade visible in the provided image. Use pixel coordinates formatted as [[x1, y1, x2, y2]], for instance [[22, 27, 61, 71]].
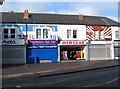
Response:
[[1, 12, 120, 64]]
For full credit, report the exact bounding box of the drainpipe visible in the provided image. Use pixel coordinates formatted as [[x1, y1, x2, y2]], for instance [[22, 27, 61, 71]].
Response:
[[24, 10, 29, 63]]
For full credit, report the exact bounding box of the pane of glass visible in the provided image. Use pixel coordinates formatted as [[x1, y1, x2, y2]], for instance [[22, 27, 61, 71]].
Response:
[[94, 31, 99, 39], [43, 29, 48, 39], [4, 35, 8, 38], [36, 29, 41, 39], [3, 29, 8, 34], [73, 35, 77, 38], [73, 30, 76, 34], [11, 35, 15, 38], [100, 31, 104, 36], [10, 29, 15, 34], [100, 31, 104, 40], [73, 30, 77, 38], [67, 30, 71, 38]]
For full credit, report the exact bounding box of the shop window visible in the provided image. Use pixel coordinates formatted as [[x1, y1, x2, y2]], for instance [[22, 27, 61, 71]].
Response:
[[73, 30, 77, 38], [43, 29, 48, 39], [36, 29, 41, 39], [67, 30, 71, 38], [115, 31, 119, 39]]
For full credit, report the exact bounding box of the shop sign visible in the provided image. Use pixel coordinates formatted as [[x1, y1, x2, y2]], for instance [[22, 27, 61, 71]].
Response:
[[28, 40, 56, 46], [28, 45, 57, 48], [61, 41, 85, 45], [2, 39, 16, 45], [40, 60, 52, 63]]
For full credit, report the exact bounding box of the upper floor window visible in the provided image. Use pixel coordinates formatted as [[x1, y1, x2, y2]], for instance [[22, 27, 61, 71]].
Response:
[[36, 29, 41, 39], [94, 31, 104, 40], [73, 30, 77, 38], [43, 29, 48, 39], [67, 30, 71, 38], [3, 28, 15, 39], [115, 31, 119, 39], [100, 31, 104, 40], [3, 28, 9, 38], [10, 29, 15, 38]]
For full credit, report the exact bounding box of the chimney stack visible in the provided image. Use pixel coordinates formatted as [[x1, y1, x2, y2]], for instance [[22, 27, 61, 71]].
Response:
[[24, 9, 29, 19], [79, 14, 84, 20]]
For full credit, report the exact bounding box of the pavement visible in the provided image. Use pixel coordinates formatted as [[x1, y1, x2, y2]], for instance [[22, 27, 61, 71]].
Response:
[[1, 60, 120, 79]]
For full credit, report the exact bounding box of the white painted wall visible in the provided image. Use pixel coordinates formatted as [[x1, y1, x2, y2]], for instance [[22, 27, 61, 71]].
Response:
[[57, 25, 86, 40], [111, 26, 119, 41]]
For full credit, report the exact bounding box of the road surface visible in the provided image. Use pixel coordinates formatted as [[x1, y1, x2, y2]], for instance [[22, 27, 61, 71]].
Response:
[[2, 66, 119, 87]]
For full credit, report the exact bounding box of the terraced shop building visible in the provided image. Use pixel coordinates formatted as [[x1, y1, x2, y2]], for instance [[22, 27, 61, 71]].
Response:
[[1, 11, 120, 64]]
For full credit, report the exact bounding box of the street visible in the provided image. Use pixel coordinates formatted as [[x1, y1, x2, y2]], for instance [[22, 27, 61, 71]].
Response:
[[2, 66, 119, 87]]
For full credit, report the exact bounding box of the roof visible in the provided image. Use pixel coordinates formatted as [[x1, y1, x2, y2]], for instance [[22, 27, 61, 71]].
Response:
[[1, 12, 120, 26]]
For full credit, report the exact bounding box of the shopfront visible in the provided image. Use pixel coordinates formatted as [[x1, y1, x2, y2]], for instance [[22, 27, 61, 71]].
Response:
[[58, 40, 89, 62], [1, 24, 26, 64], [89, 41, 114, 60], [113, 40, 120, 59], [27, 40, 58, 63]]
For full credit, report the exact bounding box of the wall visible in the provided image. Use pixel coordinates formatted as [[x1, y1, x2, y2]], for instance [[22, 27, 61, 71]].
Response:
[[20, 24, 58, 40], [58, 25, 86, 40], [111, 27, 118, 41]]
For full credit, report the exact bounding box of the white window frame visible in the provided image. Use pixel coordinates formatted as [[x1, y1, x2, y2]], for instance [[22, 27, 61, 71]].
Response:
[[2, 27, 17, 39], [115, 30, 119, 39], [43, 29, 48, 39], [36, 29, 41, 39], [67, 29, 71, 38], [35, 27, 50, 40], [67, 29, 78, 39], [73, 30, 77, 38]]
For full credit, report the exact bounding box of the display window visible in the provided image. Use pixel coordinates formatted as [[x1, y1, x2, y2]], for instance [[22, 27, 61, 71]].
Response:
[[60, 46, 85, 61]]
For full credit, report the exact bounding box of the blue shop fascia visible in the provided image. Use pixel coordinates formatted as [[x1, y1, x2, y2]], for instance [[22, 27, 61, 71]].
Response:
[[27, 40, 58, 63]]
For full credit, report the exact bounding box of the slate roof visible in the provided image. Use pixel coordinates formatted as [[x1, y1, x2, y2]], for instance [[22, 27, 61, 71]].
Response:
[[0, 12, 120, 26]]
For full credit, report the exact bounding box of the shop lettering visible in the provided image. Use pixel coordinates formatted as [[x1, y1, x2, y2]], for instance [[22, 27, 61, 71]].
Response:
[[45, 41, 50, 44], [62, 41, 84, 45], [2, 40, 16, 44], [29, 40, 56, 45]]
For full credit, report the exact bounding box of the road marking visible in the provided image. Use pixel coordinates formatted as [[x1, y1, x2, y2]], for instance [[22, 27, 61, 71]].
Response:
[[83, 83, 103, 87], [105, 77, 119, 84], [16, 85, 21, 88]]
